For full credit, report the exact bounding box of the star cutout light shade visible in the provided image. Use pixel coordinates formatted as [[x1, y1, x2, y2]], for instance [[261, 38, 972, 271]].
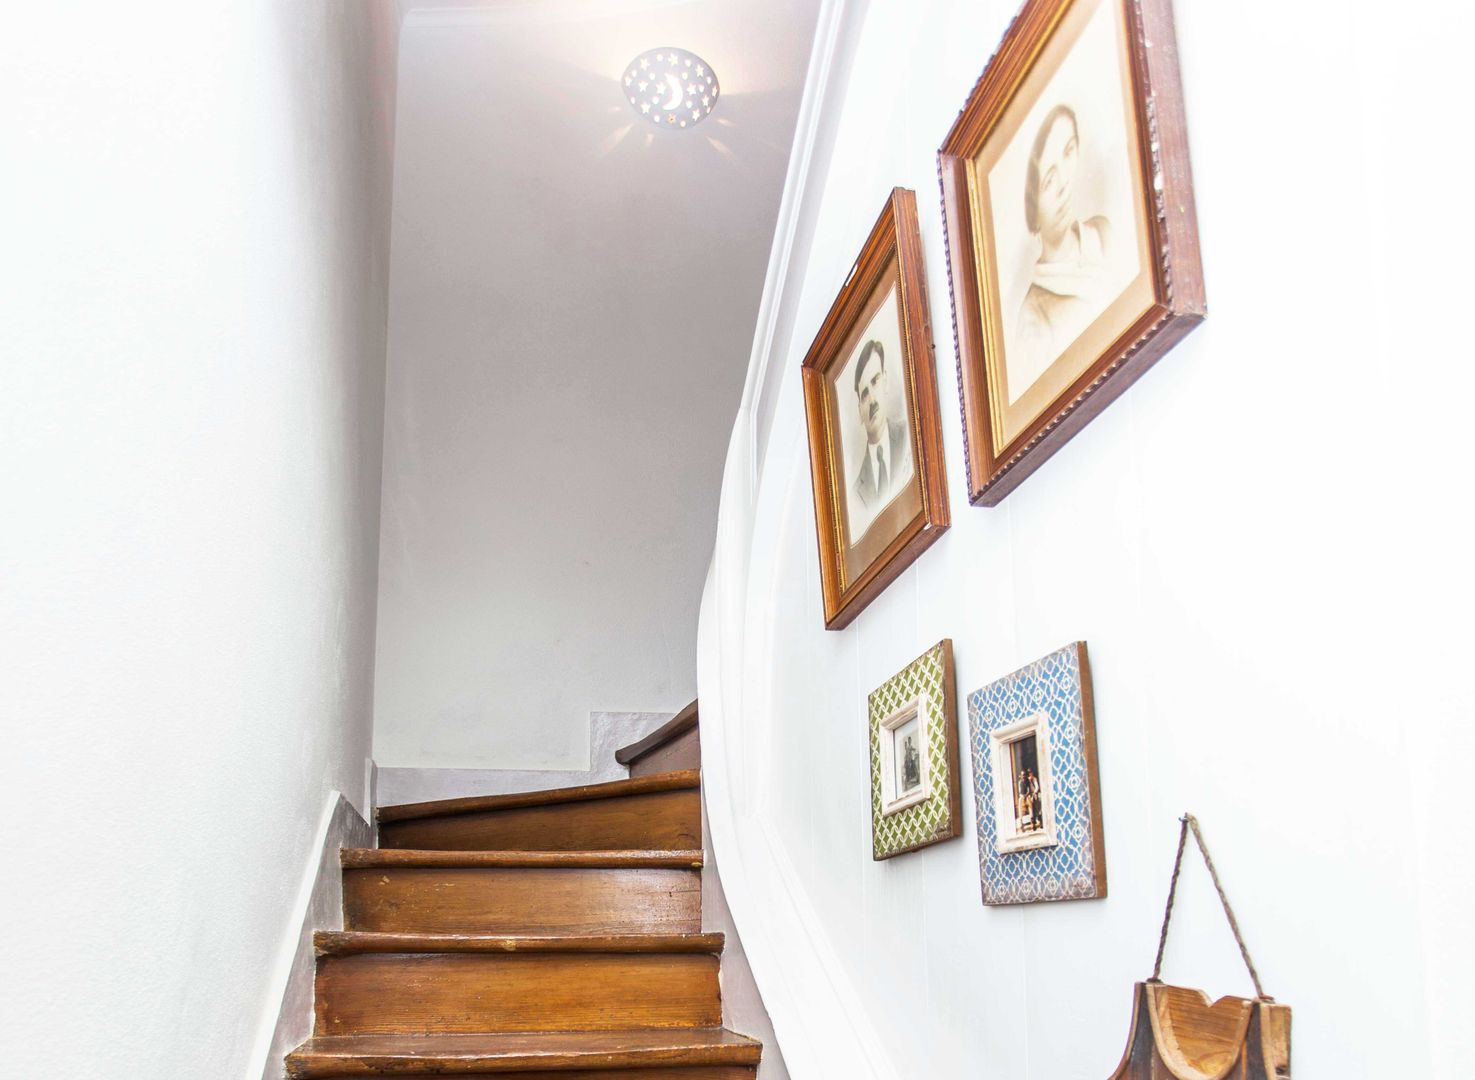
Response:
[[623, 47, 719, 130]]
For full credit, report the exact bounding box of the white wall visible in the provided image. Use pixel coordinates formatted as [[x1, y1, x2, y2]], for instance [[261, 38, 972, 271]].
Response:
[[701, 0, 1475, 1077], [372, 3, 817, 771], [0, 4, 397, 1077]]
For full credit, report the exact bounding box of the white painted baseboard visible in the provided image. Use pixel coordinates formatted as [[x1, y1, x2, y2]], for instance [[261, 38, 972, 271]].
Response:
[[375, 710, 675, 805], [246, 792, 373, 1080], [702, 794, 792, 1080]]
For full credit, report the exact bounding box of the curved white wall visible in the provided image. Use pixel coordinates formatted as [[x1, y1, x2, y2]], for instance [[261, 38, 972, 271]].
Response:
[[0, 4, 397, 1077], [700, 0, 1475, 1077]]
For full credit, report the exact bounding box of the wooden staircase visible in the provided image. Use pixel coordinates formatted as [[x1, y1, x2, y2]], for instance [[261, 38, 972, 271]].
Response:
[[286, 763, 762, 1078]]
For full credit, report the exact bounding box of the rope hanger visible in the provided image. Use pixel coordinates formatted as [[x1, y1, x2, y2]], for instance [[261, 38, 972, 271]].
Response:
[[1150, 814, 1269, 1002]]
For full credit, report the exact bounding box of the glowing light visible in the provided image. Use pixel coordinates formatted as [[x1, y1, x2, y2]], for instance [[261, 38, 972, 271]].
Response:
[[623, 47, 718, 130]]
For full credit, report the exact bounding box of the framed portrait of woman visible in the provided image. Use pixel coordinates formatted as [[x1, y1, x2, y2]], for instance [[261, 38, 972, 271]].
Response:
[[939, 0, 1204, 505], [801, 188, 949, 630]]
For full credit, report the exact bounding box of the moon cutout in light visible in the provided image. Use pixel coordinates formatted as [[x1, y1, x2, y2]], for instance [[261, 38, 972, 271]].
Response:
[[624, 48, 718, 130]]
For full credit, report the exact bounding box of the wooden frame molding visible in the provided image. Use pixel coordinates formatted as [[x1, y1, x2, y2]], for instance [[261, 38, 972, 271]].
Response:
[[801, 187, 950, 630], [938, 0, 1204, 505]]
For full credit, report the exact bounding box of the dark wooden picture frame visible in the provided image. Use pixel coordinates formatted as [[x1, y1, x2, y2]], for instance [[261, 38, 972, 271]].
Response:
[[938, 0, 1204, 506], [801, 188, 949, 630]]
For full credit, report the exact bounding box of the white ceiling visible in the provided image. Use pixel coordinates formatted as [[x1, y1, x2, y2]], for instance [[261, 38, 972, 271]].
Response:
[[388, 0, 821, 366]]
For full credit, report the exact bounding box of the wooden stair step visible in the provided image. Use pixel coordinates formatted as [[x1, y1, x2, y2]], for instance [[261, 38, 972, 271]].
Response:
[[286, 1028, 762, 1078], [342, 850, 702, 935], [315, 931, 725, 956], [376, 771, 702, 853], [315, 950, 720, 1035]]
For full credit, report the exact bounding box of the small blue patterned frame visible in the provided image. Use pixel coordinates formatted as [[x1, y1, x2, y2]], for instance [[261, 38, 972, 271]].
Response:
[[967, 641, 1106, 905]]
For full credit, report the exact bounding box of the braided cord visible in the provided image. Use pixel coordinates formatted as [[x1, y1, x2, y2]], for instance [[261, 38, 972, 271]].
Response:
[[1150, 814, 1268, 1001]]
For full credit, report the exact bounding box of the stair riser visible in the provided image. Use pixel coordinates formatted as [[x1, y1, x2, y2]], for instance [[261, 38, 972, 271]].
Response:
[[291, 1068, 755, 1079], [433, 1072, 755, 1079], [378, 789, 701, 851], [343, 867, 702, 935], [479, 1073, 754, 1079], [315, 953, 721, 1035]]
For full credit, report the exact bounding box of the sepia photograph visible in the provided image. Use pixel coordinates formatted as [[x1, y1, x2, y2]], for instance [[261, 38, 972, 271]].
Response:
[[987, 711, 1058, 854], [984, 0, 1142, 409], [1007, 732, 1045, 835], [894, 712, 923, 797], [878, 698, 931, 817], [831, 283, 916, 545], [801, 188, 950, 629], [939, 0, 1205, 505]]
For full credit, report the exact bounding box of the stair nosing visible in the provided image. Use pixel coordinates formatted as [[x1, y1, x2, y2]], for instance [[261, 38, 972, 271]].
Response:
[[614, 701, 699, 766], [376, 768, 701, 824], [285, 1027, 762, 1077], [341, 847, 703, 870], [315, 930, 725, 956]]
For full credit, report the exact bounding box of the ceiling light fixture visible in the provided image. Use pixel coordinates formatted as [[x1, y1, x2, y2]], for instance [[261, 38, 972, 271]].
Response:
[[623, 47, 719, 130]]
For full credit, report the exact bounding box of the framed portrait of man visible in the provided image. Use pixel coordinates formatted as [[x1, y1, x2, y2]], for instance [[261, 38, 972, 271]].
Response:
[[801, 188, 949, 630], [939, 0, 1205, 505]]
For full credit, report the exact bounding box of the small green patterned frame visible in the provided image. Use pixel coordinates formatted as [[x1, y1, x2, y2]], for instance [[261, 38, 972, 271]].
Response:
[[869, 639, 963, 860]]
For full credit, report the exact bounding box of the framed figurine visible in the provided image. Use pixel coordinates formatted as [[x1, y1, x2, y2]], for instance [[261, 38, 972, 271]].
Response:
[[967, 641, 1105, 903], [869, 640, 963, 860], [801, 188, 949, 630], [938, 0, 1204, 505]]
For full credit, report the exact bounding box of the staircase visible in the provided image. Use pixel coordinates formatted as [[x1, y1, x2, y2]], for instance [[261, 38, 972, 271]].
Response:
[[285, 759, 764, 1078]]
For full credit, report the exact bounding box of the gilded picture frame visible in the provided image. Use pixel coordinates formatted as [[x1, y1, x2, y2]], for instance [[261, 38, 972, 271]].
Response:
[[801, 188, 950, 630], [938, 0, 1204, 505]]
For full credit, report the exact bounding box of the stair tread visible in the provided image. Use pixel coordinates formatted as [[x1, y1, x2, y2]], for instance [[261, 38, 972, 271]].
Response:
[[376, 769, 701, 824], [342, 848, 703, 869], [315, 931, 725, 956], [286, 1028, 762, 1077]]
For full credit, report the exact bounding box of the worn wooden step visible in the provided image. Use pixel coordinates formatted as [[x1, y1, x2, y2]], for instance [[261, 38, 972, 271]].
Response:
[[313, 932, 724, 1037], [342, 850, 702, 935], [286, 1028, 762, 1077], [376, 770, 702, 852]]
